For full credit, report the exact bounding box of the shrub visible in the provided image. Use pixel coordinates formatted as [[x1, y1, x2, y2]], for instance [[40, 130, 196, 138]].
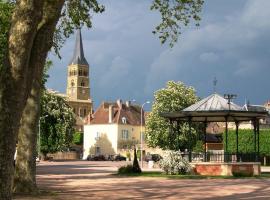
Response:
[[232, 171, 253, 177], [159, 150, 192, 175], [118, 149, 142, 174], [118, 164, 134, 174], [72, 132, 83, 145], [224, 129, 270, 155], [126, 151, 131, 161]]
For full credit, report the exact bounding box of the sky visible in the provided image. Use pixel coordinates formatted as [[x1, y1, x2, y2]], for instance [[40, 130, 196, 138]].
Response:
[[47, 0, 270, 110]]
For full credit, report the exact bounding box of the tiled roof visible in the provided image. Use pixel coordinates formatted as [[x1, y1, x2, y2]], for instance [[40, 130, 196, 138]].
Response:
[[90, 100, 145, 126]]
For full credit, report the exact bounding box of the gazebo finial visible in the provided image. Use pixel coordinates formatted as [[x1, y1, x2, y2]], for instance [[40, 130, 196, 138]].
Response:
[[213, 77, 217, 93]]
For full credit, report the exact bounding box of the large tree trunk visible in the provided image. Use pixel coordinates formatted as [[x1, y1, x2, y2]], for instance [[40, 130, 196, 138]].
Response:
[[13, 80, 41, 194], [0, 1, 44, 199], [13, 0, 65, 194]]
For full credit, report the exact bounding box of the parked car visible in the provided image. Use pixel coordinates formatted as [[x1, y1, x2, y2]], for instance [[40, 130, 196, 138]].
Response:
[[87, 155, 106, 161], [110, 154, 126, 161], [145, 154, 162, 162]]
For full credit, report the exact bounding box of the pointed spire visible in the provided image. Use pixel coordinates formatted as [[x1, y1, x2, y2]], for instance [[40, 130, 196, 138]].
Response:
[[69, 29, 89, 66]]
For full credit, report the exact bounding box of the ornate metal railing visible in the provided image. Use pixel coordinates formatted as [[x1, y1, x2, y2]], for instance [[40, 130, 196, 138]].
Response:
[[181, 152, 259, 163]]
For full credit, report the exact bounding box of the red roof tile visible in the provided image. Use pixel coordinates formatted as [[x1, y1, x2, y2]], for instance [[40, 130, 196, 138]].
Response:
[[90, 100, 146, 126]]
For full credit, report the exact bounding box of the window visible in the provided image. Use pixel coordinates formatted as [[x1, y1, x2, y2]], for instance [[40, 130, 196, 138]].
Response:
[[83, 70, 88, 76], [122, 117, 127, 124], [71, 80, 75, 87], [81, 81, 85, 87], [79, 69, 82, 76], [79, 109, 83, 117], [83, 108, 87, 117], [73, 69, 76, 75], [95, 132, 101, 140], [121, 130, 129, 140], [95, 147, 101, 155]]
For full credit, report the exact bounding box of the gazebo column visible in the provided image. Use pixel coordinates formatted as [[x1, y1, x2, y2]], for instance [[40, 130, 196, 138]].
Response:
[[204, 120, 207, 162], [225, 116, 228, 162], [176, 120, 180, 151], [235, 121, 239, 162], [188, 117, 192, 162], [257, 119, 260, 162], [253, 119, 257, 162], [169, 119, 174, 148]]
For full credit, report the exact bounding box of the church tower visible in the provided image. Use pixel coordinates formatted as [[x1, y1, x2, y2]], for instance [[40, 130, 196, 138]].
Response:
[[66, 29, 93, 131]]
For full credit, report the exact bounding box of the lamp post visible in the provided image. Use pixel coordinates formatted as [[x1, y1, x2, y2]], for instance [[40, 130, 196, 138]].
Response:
[[38, 115, 48, 158], [141, 101, 150, 168]]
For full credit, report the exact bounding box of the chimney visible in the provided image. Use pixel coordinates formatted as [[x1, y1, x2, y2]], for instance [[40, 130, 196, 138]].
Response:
[[117, 99, 122, 109], [108, 105, 114, 123], [126, 100, 131, 107]]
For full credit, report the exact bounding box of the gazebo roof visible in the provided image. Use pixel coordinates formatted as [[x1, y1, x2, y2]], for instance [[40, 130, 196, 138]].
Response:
[[161, 93, 269, 122], [183, 93, 243, 112]]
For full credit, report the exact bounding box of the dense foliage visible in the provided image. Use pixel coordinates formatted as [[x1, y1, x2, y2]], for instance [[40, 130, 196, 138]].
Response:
[[72, 132, 83, 145], [146, 81, 200, 151], [159, 150, 192, 175], [40, 91, 76, 156], [224, 129, 270, 156], [118, 164, 134, 174]]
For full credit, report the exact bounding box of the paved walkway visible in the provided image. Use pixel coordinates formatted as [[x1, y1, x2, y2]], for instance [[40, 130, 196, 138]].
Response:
[[14, 161, 270, 200]]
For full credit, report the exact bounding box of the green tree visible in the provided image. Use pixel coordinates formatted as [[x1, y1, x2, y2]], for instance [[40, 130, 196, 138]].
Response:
[[0, 1, 203, 198], [72, 131, 83, 145], [146, 81, 199, 151], [39, 91, 76, 158]]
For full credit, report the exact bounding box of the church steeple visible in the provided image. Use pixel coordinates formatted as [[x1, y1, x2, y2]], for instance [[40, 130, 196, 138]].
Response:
[[69, 29, 88, 66]]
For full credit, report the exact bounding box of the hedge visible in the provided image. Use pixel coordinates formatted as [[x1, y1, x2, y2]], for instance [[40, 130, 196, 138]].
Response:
[[223, 129, 270, 156]]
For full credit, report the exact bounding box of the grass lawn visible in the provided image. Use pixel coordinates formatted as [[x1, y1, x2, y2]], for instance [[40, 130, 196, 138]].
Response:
[[115, 171, 270, 179]]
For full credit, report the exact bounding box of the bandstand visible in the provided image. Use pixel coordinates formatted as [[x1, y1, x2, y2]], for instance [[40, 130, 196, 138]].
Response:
[[161, 93, 269, 176]]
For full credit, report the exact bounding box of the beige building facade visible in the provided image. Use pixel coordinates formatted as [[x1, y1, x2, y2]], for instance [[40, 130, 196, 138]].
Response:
[[83, 100, 147, 160]]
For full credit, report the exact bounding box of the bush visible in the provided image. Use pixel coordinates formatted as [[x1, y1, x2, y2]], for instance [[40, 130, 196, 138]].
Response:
[[193, 140, 204, 153], [118, 164, 134, 174], [126, 151, 131, 161], [224, 129, 270, 155], [159, 150, 192, 175], [72, 132, 83, 145], [232, 171, 253, 177]]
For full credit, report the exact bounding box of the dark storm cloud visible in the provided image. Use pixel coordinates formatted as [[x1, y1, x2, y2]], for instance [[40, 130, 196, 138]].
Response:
[[47, 0, 270, 110]]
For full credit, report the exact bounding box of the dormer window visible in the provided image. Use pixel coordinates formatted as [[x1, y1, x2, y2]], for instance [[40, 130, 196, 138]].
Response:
[[122, 117, 127, 124]]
